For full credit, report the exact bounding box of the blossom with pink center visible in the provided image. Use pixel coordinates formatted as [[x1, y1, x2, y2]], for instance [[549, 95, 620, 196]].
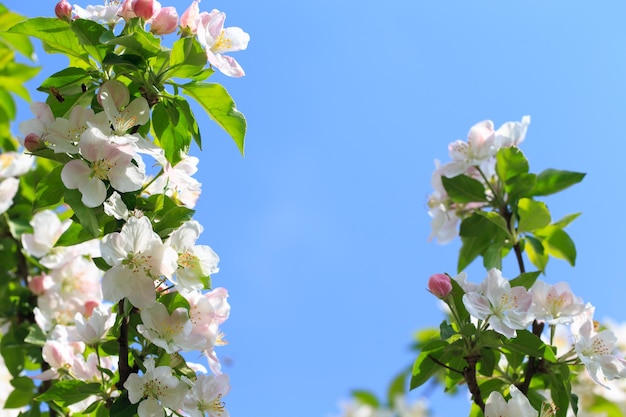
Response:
[[182, 373, 230, 417], [196, 9, 250, 77], [61, 127, 145, 207], [125, 357, 188, 417], [440, 116, 530, 178], [73, 3, 123, 26], [100, 216, 178, 308], [46, 105, 96, 154], [21, 210, 72, 258], [97, 81, 151, 137], [18, 102, 54, 144], [575, 314, 626, 388], [529, 281, 587, 325], [73, 304, 116, 344], [463, 268, 533, 338], [137, 302, 193, 353], [145, 155, 202, 208], [166, 220, 219, 290]]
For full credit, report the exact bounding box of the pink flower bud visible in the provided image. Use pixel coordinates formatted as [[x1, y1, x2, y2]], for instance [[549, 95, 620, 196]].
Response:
[[180, 0, 201, 34], [134, 0, 160, 20], [428, 273, 452, 299], [120, 0, 137, 20], [24, 133, 43, 152], [83, 300, 99, 317], [150, 7, 179, 35], [28, 274, 48, 296], [55, 0, 72, 22]]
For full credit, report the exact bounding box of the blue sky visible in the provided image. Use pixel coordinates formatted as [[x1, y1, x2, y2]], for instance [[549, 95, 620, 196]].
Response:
[[4, 1, 626, 416]]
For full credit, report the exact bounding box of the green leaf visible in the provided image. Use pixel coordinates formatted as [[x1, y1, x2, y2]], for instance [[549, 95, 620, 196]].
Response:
[[509, 271, 541, 290], [70, 18, 108, 63], [8, 18, 88, 64], [458, 235, 491, 272], [24, 324, 46, 347], [33, 165, 64, 210], [63, 189, 100, 237], [517, 198, 551, 233], [410, 348, 443, 390], [439, 320, 456, 340], [181, 81, 246, 155], [530, 169, 585, 197], [496, 146, 529, 183], [503, 330, 557, 362], [159, 292, 191, 315], [441, 175, 488, 204], [36, 380, 102, 406], [525, 235, 548, 271], [482, 244, 503, 270], [448, 278, 470, 323], [56, 222, 98, 247], [552, 212, 581, 229], [351, 390, 379, 408], [474, 211, 511, 236], [153, 100, 190, 164], [5, 376, 35, 408], [169, 37, 207, 78], [387, 369, 408, 408], [175, 97, 201, 150], [536, 226, 577, 266], [100, 28, 162, 57], [477, 346, 496, 377], [38, 67, 91, 94], [505, 173, 536, 201]]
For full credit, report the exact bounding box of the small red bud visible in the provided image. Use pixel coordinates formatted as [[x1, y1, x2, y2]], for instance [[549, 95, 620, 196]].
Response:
[[428, 273, 452, 299], [55, 0, 73, 22]]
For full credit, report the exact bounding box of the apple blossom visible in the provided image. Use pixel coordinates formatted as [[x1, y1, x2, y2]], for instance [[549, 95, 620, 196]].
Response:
[[167, 220, 219, 290], [145, 154, 202, 208], [45, 105, 97, 153], [529, 280, 587, 325], [0, 177, 18, 215], [74, 2, 123, 26], [18, 101, 54, 143], [61, 127, 146, 207], [100, 216, 178, 308], [463, 268, 533, 338], [125, 357, 188, 417], [21, 210, 72, 258], [196, 9, 250, 77], [137, 302, 194, 353], [575, 316, 626, 388], [97, 81, 150, 137], [73, 304, 116, 344], [182, 373, 231, 417], [484, 385, 538, 417]]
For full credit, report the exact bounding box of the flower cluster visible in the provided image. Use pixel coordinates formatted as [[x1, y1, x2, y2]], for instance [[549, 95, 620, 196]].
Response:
[[0, 0, 249, 415]]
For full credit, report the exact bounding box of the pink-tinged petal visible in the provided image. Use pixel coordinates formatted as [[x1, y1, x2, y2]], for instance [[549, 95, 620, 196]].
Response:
[[61, 160, 91, 189], [79, 128, 111, 162], [78, 177, 107, 207], [206, 10, 226, 39], [150, 7, 178, 35], [98, 80, 130, 109], [208, 53, 245, 78], [180, 0, 200, 32]]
